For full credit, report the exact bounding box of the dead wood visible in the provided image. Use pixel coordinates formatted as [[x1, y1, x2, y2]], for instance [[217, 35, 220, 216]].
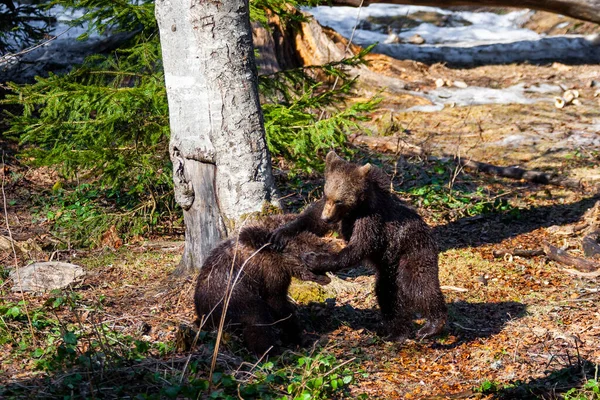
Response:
[[331, 0, 600, 25], [542, 241, 600, 273], [440, 285, 468, 292], [459, 159, 581, 189], [561, 268, 600, 278], [582, 231, 600, 257], [492, 248, 545, 258]]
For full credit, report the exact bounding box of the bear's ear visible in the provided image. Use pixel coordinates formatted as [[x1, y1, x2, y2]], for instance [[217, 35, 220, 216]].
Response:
[[325, 151, 343, 170], [326, 150, 341, 164], [359, 163, 372, 177]]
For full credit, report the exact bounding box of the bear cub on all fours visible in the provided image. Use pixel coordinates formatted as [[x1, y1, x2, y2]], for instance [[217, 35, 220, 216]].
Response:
[[269, 151, 447, 341], [194, 214, 340, 356]]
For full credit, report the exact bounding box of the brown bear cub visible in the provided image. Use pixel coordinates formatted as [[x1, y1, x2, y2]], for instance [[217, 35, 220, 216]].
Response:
[[194, 214, 339, 356], [269, 151, 447, 341]]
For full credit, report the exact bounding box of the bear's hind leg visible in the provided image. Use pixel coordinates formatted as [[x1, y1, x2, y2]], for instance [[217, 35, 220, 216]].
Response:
[[265, 294, 302, 347], [239, 300, 281, 356], [375, 275, 412, 342], [415, 293, 447, 340]]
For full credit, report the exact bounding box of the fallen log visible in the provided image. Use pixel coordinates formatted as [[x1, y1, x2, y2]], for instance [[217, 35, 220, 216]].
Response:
[[492, 248, 545, 258], [542, 241, 600, 273], [459, 159, 581, 189], [332, 0, 600, 25]]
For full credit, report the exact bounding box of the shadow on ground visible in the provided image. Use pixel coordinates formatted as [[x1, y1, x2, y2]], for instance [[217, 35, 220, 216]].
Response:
[[435, 194, 600, 252], [493, 359, 598, 399], [297, 299, 527, 349]]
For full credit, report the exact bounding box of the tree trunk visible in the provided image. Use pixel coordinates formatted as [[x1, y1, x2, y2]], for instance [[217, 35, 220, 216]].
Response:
[[332, 0, 600, 25], [155, 0, 279, 273]]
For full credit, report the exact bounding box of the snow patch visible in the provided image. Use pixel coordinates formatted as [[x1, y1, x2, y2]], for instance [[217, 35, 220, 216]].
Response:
[[305, 5, 600, 65], [305, 5, 538, 46], [405, 83, 561, 112]]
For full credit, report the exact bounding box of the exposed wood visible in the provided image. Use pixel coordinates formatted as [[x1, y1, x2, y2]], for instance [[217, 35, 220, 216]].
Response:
[[459, 159, 581, 188], [331, 0, 600, 25], [492, 248, 545, 258], [440, 285, 468, 292], [542, 241, 600, 273]]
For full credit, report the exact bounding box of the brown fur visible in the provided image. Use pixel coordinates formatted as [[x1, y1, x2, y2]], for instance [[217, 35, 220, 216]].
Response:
[[194, 214, 339, 355], [269, 151, 447, 341]]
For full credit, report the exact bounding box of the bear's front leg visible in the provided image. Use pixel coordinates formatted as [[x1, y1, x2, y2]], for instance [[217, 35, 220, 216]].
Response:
[[295, 267, 332, 285], [302, 244, 364, 273], [301, 252, 337, 274]]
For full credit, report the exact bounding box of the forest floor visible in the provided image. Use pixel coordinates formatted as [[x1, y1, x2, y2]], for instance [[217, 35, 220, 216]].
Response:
[[2, 11, 600, 400]]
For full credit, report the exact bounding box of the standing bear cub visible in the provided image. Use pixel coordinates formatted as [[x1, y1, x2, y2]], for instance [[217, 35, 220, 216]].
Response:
[[194, 214, 339, 356], [269, 151, 447, 341]]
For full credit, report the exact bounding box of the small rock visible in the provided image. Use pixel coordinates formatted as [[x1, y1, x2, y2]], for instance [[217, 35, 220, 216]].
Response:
[[435, 78, 445, 88], [408, 34, 426, 45], [490, 360, 503, 370], [453, 80, 468, 88], [10, 262, 85, 293]]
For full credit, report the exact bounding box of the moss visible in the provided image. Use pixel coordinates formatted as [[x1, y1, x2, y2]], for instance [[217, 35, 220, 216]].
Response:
[[289, 279, 334, 304]]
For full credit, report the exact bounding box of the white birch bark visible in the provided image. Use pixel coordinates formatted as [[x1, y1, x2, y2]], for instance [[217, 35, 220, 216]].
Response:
[[155, 0, 279, 272]]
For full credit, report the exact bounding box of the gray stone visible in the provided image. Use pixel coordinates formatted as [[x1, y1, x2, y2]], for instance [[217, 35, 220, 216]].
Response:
[[10, 262, 85, 293]]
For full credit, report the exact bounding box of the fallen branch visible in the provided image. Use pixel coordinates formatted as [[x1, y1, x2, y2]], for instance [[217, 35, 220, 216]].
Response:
[[459, 159, 581, 189], [542, 241, 600, 273], [561, 268, 600, 278], [492, 249, 545, 258]]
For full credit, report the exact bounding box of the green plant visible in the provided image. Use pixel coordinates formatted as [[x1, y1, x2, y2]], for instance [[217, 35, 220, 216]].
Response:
[[396, 160, 519, 220], [3, 0, 378, 246], [564, 364, 600, 400], [474, 379, 500, 394], [285, 352, 355, 399], [33, 183, 174, 247]]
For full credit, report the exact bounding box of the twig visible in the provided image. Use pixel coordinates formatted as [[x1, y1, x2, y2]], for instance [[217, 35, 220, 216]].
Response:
[[179, 323, 204, 384], [0, 27, 73, 64], [208, 218, 269, 386], [1, 152, 36, 344], [317, 0, 365, 123], [440, 285, 468, 292]]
